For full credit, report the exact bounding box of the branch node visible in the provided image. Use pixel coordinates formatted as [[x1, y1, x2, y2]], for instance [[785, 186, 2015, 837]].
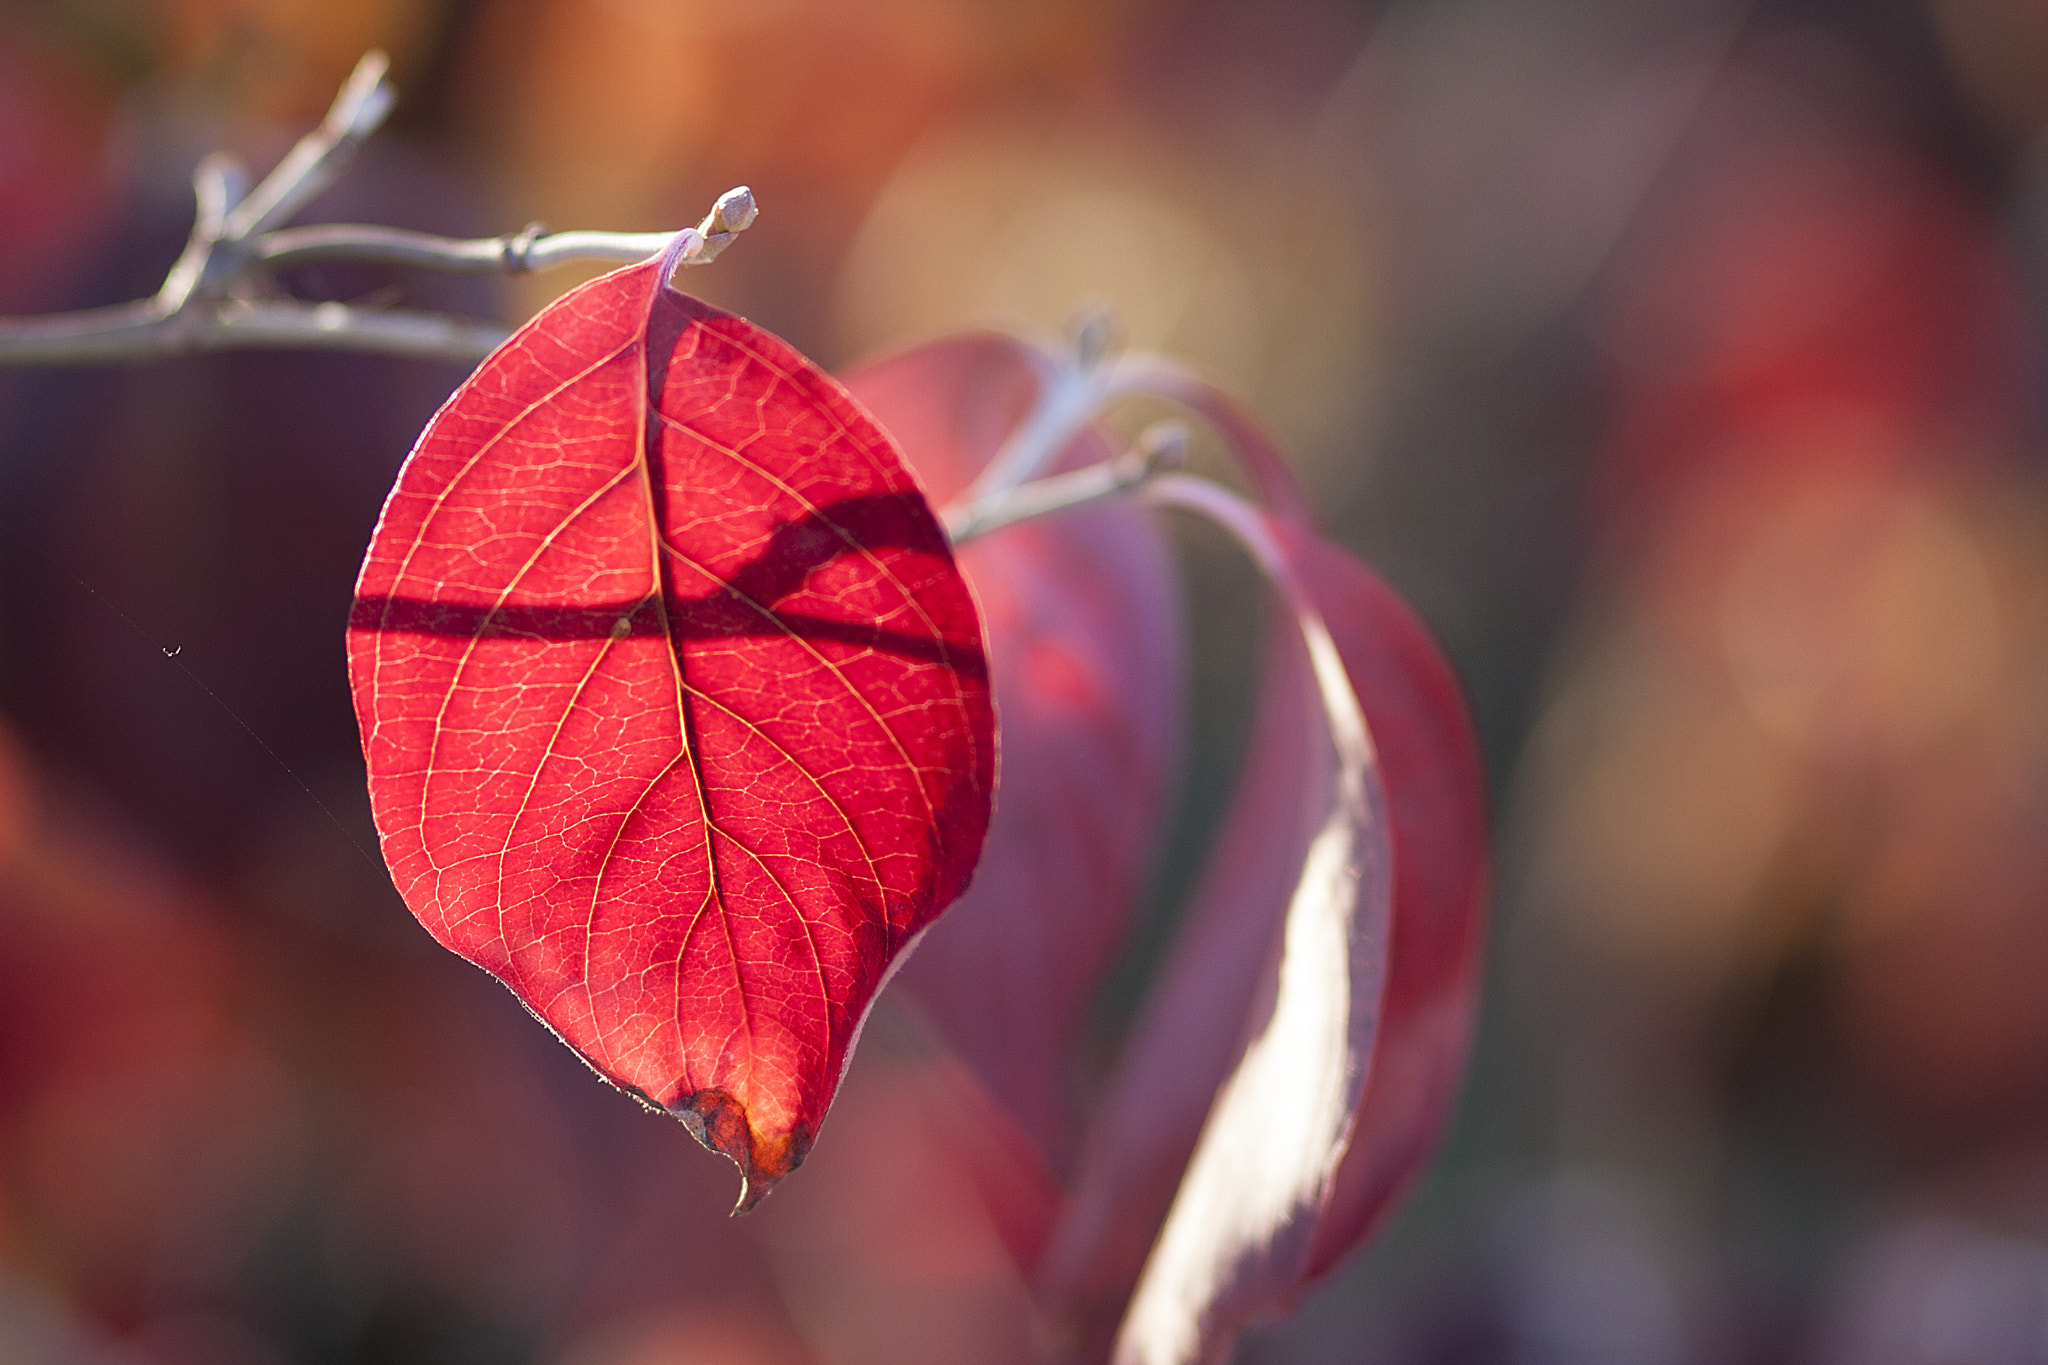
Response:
[[1121, 421, 1190, 485], [502, 221, 549, 275]]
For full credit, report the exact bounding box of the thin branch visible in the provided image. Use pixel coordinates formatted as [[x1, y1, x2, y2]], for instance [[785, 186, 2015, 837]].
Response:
[[0, 301, 174, 366], [159, 153, 245, 308], [243, 187, 760, 278], [219, 50, 395, 242], [0, 298, 515, 366], [0, 52, 757, 368], [250, 224, 675, 275], [181, 301, 516, 360], [943, 422, 1187, 547], [958, 319, 1112, 502], [955, 309, 1225, 503], [948, 309, 1322, 535]]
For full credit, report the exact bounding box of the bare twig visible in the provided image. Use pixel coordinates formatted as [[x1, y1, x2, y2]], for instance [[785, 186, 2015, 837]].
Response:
[[943, 422, 1188, 547], [247, 224, 678, 277], [958, 316, 1116, 502], [220, 50, 394, 243], [955, 310, 1229, 504], [0, 51, 755, 368]]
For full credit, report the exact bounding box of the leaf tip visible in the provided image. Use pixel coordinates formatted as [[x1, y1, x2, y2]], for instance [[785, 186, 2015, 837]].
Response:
[[670, 1089, 812, 1216]]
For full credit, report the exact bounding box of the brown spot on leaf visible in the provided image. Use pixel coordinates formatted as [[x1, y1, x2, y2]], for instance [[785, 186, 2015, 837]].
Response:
[[672, 1089, 812, 1214]]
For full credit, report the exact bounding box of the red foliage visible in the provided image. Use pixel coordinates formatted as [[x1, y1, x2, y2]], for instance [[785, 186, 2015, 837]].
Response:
[[348, 255, 995, 1209], [1041, 494, 1486, 1356], [347, 241, 1486, 1363], [833, 334, 1487, 1358], [0, 728, 294, 1328]]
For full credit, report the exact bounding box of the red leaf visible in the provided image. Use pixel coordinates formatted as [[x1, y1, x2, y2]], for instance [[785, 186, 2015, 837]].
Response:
[[0, 726, 293, 1317], [1044, 491, 1486, 1361], [844, 336, 1185, 1166], [347, 250, 995, 1210], [1108, 480, 1392, 1365], [0, 34, 120, 313], [1041, 611, 1325, 1352], [1298, 530, 1487, 1279]]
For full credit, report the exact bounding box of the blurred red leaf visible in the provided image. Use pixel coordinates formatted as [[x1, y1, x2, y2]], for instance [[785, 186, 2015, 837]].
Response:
[[1299, 530, 1487, 1280], [844, 336, 1185, 1166], [1044, 483, 1485, 1361], [747, 1021, 1057, 1365], [1597, 81, 2033, 541], [348, 250, 995, 1209], [0, 727, 297, 1321], [1099, 480, 1390, 1365], [0, 31, 120, 313]]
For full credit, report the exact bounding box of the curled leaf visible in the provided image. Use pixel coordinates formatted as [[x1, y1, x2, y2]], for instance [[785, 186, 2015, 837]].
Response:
[[348, 248, 995, 1210], [1111, 476, 1391, 1365], [1300, 531, 1486, 1280], [1044, 479, 1486, 1364]]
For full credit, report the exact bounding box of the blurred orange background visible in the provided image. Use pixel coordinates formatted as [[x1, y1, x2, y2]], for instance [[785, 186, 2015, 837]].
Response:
[[4, 0, 2048, 1361]]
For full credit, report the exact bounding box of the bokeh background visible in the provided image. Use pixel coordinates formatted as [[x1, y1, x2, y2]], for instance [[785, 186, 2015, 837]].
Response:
[[3, 0, 2048, 1361]]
